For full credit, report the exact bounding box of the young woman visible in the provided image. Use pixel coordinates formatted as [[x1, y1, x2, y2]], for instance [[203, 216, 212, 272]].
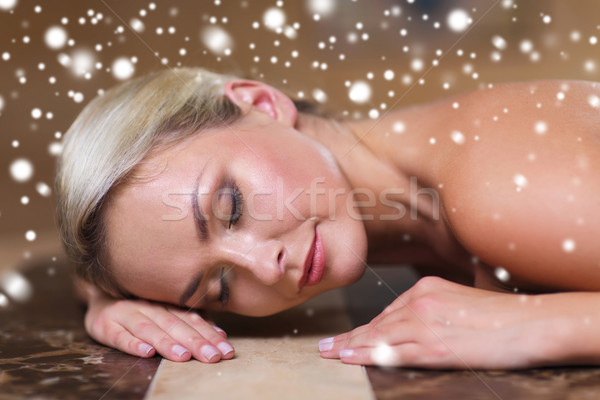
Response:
[[56, 67, 600, 369]]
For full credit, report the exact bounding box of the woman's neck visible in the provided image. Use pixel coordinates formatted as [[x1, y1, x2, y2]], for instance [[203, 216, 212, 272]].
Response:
[[295, 111, 449, 261]]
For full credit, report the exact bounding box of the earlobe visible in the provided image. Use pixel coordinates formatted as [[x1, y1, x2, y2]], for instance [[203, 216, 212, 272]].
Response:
[[224, 80, 297, 127]]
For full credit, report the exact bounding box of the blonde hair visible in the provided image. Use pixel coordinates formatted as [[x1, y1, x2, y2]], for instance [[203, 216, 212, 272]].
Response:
[[56, 67, 242, 297]]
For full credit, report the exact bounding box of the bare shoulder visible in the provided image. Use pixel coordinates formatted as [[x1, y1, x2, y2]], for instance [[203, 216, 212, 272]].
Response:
[[437, 80, 600, 291]]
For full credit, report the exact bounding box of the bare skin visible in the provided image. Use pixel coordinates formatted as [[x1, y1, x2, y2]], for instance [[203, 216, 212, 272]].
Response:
[[81, 79, 600, 369]]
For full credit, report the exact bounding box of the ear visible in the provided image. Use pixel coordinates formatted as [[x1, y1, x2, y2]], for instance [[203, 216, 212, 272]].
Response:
[[224, 80, 297, 127]]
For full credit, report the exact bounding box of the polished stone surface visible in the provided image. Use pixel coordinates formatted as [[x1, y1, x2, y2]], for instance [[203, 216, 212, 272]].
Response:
[[366, 367, 600, 400], [0, 259, 160, 400], [4, 260, 600, 400]]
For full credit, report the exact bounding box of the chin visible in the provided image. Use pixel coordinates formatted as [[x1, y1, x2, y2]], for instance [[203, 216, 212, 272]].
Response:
[[342, 260, 368, 287], [343, 227, 369, 286], [324, 255, 367, 292], [332, 258, 366, 290]]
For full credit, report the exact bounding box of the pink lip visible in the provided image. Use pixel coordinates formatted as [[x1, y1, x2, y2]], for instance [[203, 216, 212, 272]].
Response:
[[298, 227, 326, 290], [298, 234, 315, 290]]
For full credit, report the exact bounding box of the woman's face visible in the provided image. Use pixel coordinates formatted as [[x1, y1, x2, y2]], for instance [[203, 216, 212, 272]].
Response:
[[105, 109, 367, 316]]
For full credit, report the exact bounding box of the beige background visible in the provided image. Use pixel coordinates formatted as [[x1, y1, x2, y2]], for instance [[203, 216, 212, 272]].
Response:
[[1, 0, 599, 271]]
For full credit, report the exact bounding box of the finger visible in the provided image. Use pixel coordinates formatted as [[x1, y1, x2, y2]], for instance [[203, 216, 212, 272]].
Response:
[[318, 297, 417, 359], [318, 319, 380, 357], [142, 308, 233, 362], [320, 330, 379, 359], [338, 347, 378, 366], [212, 325, 228, 338], [338, 343, 458, 369], [106, 319, 193, 361], [142, 309, 222, 363], [167, 307, 229, 339], [166, 308, 235, 360], [118, 316, 194, 362], [337, 344, 410, 367], [320, 317, 418, 359], [318, 329, 363, 359], [95, 321, 157, 358], [353, 295, 411, 334], [180, 310, 228, 338], [332, 321, 377, 343]]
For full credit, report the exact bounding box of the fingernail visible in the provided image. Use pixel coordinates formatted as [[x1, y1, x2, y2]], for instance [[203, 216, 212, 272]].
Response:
[[319, 337, 334, 352], [139, 343, 154, 355], [214, 326, 226, 335], [201, 344, 220, 361], [217, 342, 234, 356], [172, 344, 189, 357], [339, 349, 354, 358]]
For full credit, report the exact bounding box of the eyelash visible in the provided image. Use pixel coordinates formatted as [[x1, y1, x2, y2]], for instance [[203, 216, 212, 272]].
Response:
[[227, 182, 243, 228], [217, 179, 240, 309], [218, 267, 230, 309]]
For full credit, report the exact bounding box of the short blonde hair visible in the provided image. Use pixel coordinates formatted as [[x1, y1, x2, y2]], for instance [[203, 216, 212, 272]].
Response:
[[56, 67, 242, 297]]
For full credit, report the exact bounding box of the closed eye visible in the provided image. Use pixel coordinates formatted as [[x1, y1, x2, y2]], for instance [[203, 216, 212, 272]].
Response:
[[224, 179, 243, 228], [218, 267, 230, 309]]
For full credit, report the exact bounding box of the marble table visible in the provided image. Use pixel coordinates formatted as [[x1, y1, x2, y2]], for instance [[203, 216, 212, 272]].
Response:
[[3, 259, 600, 399], [0, 258, 160, 399]]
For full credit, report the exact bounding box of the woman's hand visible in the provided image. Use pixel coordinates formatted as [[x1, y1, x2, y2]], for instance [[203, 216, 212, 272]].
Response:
[[84, 289, 234, 363], [319, 276, 566, 369]]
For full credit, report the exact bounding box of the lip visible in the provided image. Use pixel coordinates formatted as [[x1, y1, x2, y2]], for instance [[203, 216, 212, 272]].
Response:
[[298, 227, 326, 290]]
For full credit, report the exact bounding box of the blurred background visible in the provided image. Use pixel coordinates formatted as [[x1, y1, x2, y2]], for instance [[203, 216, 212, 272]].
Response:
[[1, 0, 599, 282]]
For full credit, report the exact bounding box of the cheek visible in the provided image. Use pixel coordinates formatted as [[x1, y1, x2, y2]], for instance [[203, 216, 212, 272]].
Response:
[[237, 151, 336, 222]]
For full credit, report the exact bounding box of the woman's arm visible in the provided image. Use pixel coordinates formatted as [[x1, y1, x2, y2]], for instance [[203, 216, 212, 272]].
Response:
[[74, 276, 235, 362], [320, 276, 600, 369]]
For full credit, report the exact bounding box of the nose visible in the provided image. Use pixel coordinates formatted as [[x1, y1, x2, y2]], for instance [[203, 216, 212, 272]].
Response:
[[220, 238, 286, 286]]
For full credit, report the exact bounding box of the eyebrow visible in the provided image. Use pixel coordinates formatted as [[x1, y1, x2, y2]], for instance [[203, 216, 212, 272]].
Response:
[[179, 270, 204, 307], [179, 169, 210, 307], [191, 173, 209, 242]]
